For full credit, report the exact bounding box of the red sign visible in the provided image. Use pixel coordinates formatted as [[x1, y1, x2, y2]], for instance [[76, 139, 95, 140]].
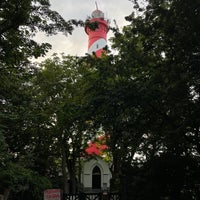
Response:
[[44, 189, 61, 200]]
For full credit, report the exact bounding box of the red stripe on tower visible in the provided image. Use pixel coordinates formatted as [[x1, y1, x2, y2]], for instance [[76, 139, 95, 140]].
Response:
[[85, 6, 109, 58]]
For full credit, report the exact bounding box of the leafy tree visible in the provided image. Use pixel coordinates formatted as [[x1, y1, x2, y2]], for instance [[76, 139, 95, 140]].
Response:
[[0, 163, 52, 200], [33, 55, 94, 194], [85, 132, 111, 162], [0, 0, 79, 66], [0, 0, 82, 199], [120, 153, 200, 200], [111, 0, 200, 198]]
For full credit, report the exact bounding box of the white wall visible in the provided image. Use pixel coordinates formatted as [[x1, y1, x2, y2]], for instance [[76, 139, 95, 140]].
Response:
[[81, 157, 112, 190]]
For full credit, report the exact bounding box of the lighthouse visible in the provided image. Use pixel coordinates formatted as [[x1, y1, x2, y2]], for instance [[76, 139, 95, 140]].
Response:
[[85, 4, 109, 58]]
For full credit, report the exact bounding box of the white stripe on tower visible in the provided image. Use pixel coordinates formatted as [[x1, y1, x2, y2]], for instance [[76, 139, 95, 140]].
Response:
[[88, 38, 107, 55]]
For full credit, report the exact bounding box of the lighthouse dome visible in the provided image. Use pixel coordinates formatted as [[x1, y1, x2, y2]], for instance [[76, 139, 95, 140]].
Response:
[[91, 9, 104, 18]]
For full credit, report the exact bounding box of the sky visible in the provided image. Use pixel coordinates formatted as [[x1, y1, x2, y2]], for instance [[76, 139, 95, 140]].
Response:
[[35, 0, 134, 60]]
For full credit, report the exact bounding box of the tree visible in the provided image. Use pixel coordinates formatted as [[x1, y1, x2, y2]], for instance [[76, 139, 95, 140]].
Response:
[[33, 55, 94, 194], [111, 0, 200, 198], [119, 0, 200, 154], [85, 131, 111, 163], [0, 0, 79, 66], [0, 1, 82, 199], [0, 163, 52, 200]]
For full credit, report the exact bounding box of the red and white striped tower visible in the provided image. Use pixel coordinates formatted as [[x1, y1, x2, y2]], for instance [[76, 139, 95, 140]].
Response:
[[85, 4, 109, 58]]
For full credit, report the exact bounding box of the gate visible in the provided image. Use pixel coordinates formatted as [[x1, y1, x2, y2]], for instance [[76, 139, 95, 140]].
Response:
[[63, 193, 119, 200], [64, 193, 101, 200], [108, 193, 119, 200]]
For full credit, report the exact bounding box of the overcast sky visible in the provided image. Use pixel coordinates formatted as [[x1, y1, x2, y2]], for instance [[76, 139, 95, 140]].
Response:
[[35, 0, 134, 60]]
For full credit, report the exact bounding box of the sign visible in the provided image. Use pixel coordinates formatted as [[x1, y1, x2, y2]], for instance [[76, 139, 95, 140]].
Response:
[[44, 189, 62, 200]]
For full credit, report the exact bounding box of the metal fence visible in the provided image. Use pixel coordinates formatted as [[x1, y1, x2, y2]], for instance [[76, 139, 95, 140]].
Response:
[[63, 192, 119, 200]]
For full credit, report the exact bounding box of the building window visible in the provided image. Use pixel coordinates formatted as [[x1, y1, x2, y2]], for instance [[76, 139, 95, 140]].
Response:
[[92, 166, 101, 189]]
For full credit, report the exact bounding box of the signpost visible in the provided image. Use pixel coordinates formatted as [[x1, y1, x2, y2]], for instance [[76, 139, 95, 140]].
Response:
[[44, 189, 62, 200]]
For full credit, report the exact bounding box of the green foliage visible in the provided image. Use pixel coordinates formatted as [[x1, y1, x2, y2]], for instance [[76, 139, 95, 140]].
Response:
[[0, 0, 81, 65], [83, 0, 200, 198], [120, 154, 200, 200], [34, 55, 96, 193], [113, 0, 199, 198], [0, 0, 199, 199], [0, 163, 52, 200], [0, 0, 83, 198], [0, 131, 9, 167]]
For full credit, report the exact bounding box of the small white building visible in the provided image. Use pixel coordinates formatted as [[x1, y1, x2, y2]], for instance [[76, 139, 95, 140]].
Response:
[[81, 157, 112, 193]]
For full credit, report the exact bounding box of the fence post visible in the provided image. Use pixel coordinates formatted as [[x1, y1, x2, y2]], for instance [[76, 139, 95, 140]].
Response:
[[79, 192, 86, 200]]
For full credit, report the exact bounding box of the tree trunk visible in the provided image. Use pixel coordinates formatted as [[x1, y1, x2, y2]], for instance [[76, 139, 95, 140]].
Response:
[[110, 151, 121, 192], [70, 170, 76, 194], [3, 188, 10, 200], [67, 159, 77, 194], [61, 141, 69, 194]]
